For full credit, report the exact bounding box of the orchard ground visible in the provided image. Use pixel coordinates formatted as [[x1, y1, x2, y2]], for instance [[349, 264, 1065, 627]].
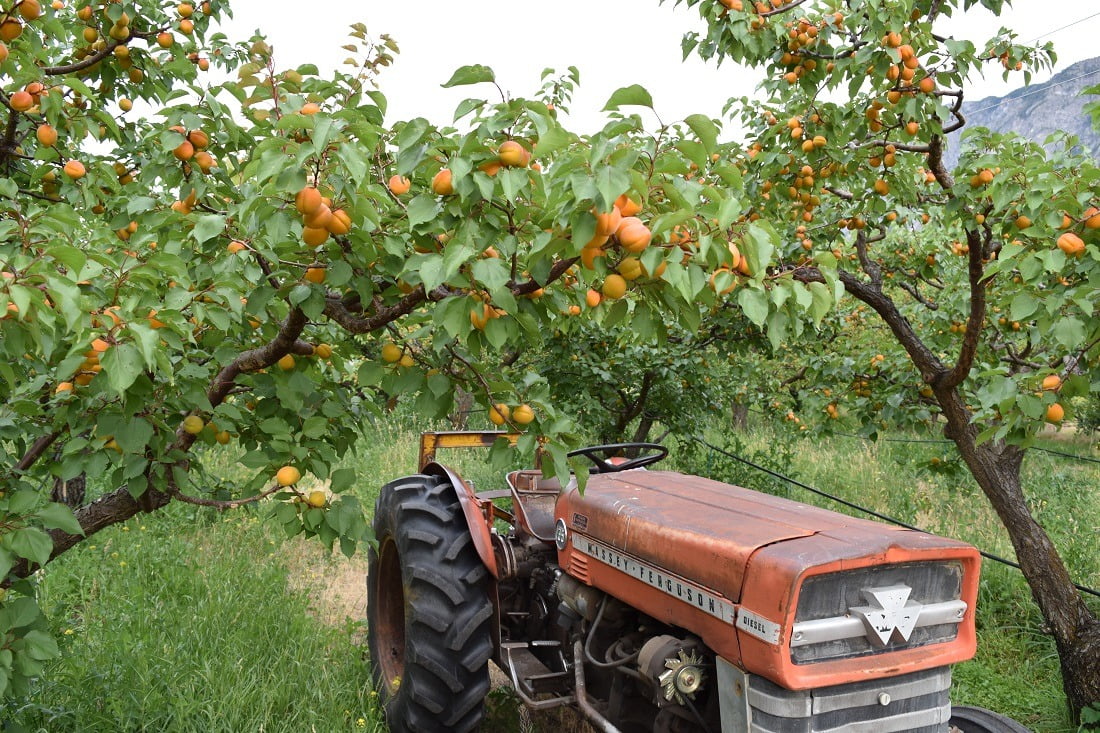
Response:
[[9, 414, 1097, 732]]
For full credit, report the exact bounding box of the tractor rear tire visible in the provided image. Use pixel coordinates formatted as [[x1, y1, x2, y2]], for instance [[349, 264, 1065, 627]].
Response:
[[949, 705, 1032, 732], [367, 474, 493, 733]]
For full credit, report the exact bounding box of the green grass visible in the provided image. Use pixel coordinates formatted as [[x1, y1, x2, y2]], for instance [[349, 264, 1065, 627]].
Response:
[[6, 417, 1097, 732], [8, 507, 385, 733]]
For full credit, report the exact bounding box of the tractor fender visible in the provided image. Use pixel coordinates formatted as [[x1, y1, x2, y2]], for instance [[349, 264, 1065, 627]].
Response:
[[423, 462, 499, 578]]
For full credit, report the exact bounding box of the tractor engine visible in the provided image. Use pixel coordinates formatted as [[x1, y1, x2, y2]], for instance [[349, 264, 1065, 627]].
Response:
[[494, 466, 978, 732]]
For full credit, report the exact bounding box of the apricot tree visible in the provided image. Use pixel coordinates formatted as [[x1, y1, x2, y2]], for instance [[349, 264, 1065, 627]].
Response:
[[677, 0, 1099, 717], [0, 0, 837, 698]]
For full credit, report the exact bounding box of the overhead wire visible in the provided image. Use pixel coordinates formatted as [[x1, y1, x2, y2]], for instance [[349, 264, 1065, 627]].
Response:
[[964, 9, 1100, 114]]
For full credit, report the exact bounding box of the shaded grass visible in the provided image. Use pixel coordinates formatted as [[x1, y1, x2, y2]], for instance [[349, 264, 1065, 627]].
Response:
[[8, 508, 384, 733]]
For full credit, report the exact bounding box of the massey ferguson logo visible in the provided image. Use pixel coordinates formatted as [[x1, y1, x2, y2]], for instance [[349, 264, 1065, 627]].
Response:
[[851, 584, 922, 646]]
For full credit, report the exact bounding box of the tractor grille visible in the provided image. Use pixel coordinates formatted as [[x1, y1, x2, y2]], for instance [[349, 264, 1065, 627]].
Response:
[[567, 552, 590, 583], [719, 661, 951, 733], [791, 562, 964, 664]]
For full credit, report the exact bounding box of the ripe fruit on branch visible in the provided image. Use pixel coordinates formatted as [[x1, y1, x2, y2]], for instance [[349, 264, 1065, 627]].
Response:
[[594, 207, 622, 237], [302, 226, 329, 247], [276, 466, 301, 487], [1045, 403, 1064, 424], [381, 343, 403, 363], [431, 168, 454, 195], [615, 194, 641, 217], [295, 186, 323, 215], [173, 140, 194, 161], [63, 160, 86, 179], [488, 403, 510, 425], [498, 140, 528, 167], [1056, 232, 1085, 258], [1041, 374, 1061, 391], [618, 221, 652, 254], [387, 175, 411, 195], [182, 415, 205, 435], [36, 124, 57, 147], [306, 490, 327, 508], [511, 404, 535, 425], [601, 273, 627, 300], [277, 354, 295, 370], [10, 90, 33, 111]]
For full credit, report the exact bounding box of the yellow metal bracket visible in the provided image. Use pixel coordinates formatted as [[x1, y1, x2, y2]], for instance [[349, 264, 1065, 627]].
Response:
[[418, 431, 521, 471]]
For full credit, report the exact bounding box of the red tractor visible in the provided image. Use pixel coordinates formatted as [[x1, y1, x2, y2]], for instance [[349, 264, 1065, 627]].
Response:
[[367, 433, 1030, 732]]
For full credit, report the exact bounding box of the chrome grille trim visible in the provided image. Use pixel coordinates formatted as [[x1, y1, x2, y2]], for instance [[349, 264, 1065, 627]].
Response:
[[791, 599, 967, 648]]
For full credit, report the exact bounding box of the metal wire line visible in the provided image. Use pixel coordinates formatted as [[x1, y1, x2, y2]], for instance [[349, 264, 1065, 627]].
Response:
[[691, 435, 1100, 599], [1026, 11, 1100, 43], [968, 66, 1100, 115], [830, 431, 1100, 465]]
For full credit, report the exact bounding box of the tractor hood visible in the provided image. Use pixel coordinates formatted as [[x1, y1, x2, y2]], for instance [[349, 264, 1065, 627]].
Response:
[[554, 469, 979, 689], [555, 469, 915, 604]]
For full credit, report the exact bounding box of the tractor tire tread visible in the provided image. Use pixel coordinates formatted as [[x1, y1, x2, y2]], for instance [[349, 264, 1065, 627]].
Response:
[[368, 474, 492, 733]]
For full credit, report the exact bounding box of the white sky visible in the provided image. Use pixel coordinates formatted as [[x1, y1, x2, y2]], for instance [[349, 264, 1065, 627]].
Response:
[[222, 1, 1098, 137]]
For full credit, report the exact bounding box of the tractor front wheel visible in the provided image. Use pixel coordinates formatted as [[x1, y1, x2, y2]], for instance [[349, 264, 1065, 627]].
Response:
[[949, 705, 1032, 732], [367, 474, 493, 733]]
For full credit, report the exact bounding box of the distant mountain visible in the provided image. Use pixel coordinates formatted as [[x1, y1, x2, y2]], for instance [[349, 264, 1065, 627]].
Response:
[[945, 56, 1100, 165]]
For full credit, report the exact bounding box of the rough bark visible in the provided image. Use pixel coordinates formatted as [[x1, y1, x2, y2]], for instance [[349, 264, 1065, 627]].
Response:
[[936, 388, 1100, 720]]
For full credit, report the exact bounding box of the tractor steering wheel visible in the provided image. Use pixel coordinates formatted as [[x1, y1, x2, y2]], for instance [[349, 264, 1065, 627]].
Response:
[[567, 442, 669, 474]]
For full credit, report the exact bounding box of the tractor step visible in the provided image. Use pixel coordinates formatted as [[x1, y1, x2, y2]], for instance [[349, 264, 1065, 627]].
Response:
[[501, 641, 574, 709]]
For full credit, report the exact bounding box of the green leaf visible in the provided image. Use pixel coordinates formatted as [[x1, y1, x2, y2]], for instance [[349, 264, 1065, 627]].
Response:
[[9, 528, 52, 568], [593, 167, 631, 211], [36, 504, 84, 536], [603, 84, 654, 111], [532, 116, 570, 157], [1009, 293, 1038, 321], [419, 255, 446, 293], [406, 194, 441, 230], [1053, 317, 1085, 349], [330, 468, 356, 493], [0, 548, 12, 579], [441, 65, 496, 88], [472, 257, 510, 293], [738, 287, 769, 327], [192, 215, 227, 244], [21, 630, 59, 661], [684, 114, 719, 154], [115, 418, 154, 454], [808, 282, 831, 327], [101, 343, 145, 394]]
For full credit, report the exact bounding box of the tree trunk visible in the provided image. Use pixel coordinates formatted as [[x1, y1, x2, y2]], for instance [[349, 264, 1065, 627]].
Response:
[[939, 390, 1100, 720], [630, 415, 655, 445], [450, 387, 474, 430], [730, 403, 749, 431]]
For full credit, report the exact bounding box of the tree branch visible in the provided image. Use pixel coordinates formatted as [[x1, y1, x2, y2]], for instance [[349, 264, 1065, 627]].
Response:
[[14, 431, 62, 473], [943, 227, 987, 388], [171, 482, 284, 509]]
